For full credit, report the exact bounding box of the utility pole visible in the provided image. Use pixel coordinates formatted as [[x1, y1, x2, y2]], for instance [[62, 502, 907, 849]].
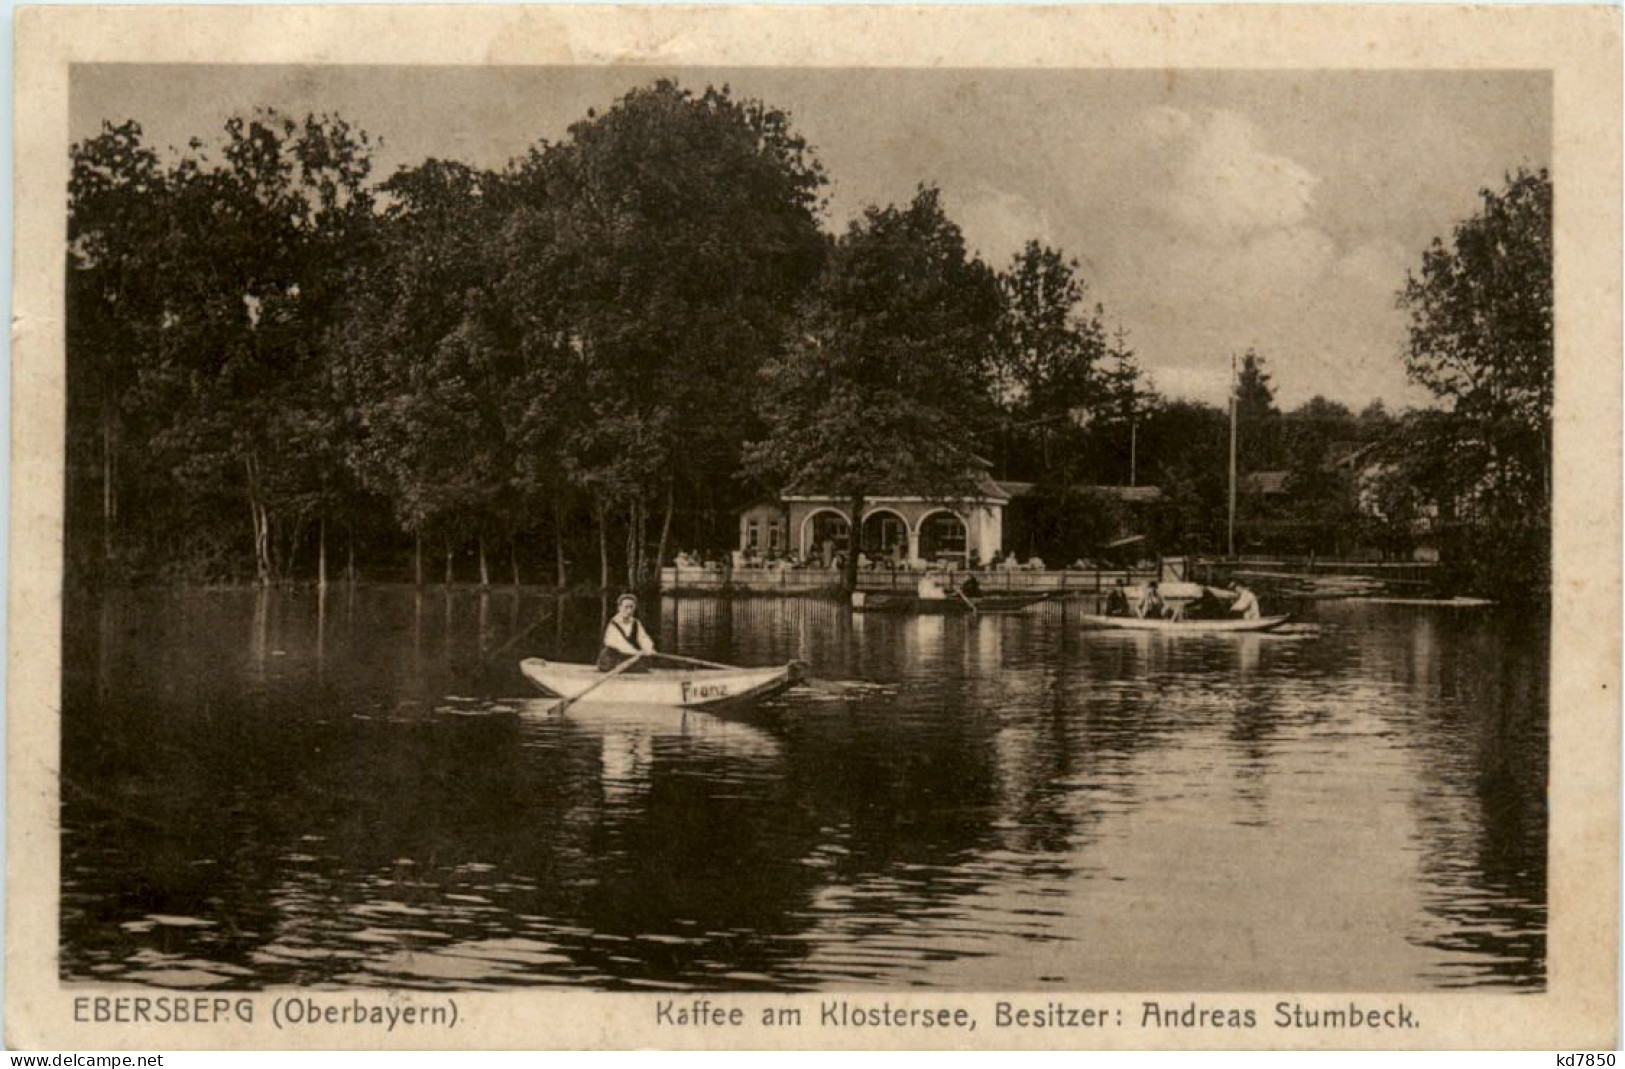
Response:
[[1130, 417, 1137, 488], [1227, 352, 1238, 558], [1113, 323, 1138, 488]]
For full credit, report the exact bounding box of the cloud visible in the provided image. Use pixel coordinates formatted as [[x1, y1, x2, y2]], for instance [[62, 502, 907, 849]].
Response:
[[1161, 109, 1321, 240], [1333, 238, 1413, 292], [949, 185, 1056, 266], [1110, 107, 1334, 305], [1138, 105, 1195, 145], [1083, 107, 1425, 408]]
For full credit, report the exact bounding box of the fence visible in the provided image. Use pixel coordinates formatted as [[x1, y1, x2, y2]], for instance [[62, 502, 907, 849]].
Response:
[[660, 565, 1157, 596], [1194, 555, 1441, 587]]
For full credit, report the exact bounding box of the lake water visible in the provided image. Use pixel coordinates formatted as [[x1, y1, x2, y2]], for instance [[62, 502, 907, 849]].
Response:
[[60, 587, 1547, 992]]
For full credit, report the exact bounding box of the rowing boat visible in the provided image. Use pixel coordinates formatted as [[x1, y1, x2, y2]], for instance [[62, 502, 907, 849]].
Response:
[[519, 658, 803, 709], [853, 592, 1050, 614], [1079, 613, 1292, 633]]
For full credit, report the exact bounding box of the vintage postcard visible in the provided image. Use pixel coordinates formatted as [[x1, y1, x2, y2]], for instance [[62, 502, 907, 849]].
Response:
[[9, 4, 1620, 1051]]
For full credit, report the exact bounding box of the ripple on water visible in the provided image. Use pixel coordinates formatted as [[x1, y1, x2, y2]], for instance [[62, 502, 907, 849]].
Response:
[[59, 590, 1548, 991]]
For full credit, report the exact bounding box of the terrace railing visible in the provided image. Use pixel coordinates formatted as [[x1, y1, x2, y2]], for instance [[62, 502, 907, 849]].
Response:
[[660, 564, 1157, 595]]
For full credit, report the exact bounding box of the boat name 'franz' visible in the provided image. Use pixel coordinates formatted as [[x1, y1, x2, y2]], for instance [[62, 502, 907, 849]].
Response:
[[679, 679, 730, 703]]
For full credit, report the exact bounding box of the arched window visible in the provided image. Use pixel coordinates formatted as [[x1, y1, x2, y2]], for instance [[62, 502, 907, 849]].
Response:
[[918, 511, 968, 564], [860, 510, 910, 559], [803, 509, 850, 559]]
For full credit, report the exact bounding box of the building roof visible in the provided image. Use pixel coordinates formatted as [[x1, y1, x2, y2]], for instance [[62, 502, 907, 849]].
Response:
[[1086, 485, 1164, 504], [996, 482, 1163, 503], [784, 464, 1013, 504]]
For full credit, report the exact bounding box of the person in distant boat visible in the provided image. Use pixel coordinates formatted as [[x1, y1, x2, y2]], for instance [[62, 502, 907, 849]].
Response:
[[1229, 583, 1262, 620], [960, 573, 983, 599], [598, 593, 657, 671], [1189, 585, 1228, 620], [1104, 579, 1130, 617], [1137, 580, 1165, 619]]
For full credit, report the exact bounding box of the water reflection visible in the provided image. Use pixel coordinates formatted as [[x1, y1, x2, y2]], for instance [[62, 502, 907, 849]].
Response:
[[62, 589, 1546, 991]]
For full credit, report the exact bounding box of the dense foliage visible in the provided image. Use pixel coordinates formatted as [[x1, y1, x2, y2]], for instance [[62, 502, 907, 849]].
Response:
[[748, 187, 1003, 591], [64, 88, 1550, 595], [1391, 169, 1553, 597]]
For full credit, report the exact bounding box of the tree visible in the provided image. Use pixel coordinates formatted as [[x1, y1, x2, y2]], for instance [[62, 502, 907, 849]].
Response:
[[749, 186, 1002, 593], [1136, 400, 1229, 552], [1401, 169, 1552, 507], [1098, 326, 1158, 487], [1398, 168, 1552, 596], [522, 80, 828, 588], [128, 110, 378, 584], [993, 241, 1109, 477], [67, 121, 171, 581], [338, 158, 519, 585], [1232, 348, 1282, 472]]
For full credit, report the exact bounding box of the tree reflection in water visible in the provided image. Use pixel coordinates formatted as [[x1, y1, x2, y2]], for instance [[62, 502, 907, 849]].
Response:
[[61, 589, 1548, 991]]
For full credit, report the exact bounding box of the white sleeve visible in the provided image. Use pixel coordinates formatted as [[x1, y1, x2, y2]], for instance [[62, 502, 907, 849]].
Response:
[[637, 625, 657, 653]]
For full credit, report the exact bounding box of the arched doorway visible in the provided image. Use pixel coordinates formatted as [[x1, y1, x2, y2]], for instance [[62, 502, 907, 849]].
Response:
[[860, 509, 911, 565], [801, 509, 850, 565], [918, 510, 968, 566]]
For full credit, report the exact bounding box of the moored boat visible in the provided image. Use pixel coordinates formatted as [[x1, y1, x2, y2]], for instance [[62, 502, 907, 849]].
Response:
[[853, 592, 1051, 614], [1079, 613, 1292, 633], [520, 658, 803, 709]]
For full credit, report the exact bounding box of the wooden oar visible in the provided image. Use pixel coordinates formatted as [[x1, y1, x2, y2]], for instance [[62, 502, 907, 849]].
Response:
[[647, 652, 735, 671], [482, 606, 552, 665], [798, 676, 855, 696], [555, 653, 643, 713], [955, 588, 979, 614]]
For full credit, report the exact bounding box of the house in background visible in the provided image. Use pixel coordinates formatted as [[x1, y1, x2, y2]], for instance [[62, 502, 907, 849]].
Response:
[[738, 457, 1014, 568], [740, 461, 1171, 568]]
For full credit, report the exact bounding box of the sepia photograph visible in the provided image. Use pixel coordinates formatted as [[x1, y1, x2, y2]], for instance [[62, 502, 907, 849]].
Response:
[[9, 4, 1620, 1052]]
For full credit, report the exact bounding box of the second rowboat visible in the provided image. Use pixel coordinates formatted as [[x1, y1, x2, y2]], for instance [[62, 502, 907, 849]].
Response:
[[1078, 613, 1292, 633]]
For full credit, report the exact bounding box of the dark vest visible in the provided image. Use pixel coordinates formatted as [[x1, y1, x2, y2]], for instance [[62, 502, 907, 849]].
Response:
[[606, 618, 644, 648]]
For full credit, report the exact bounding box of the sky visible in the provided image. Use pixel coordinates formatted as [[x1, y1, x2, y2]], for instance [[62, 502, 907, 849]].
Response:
[[71, 65, 1550, 410]]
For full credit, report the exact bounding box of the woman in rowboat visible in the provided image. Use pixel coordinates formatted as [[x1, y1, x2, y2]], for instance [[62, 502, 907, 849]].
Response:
[[1137, 581, 1166, 620], [597, 593, 657, 671], [1229, 583, 1262, 620]]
